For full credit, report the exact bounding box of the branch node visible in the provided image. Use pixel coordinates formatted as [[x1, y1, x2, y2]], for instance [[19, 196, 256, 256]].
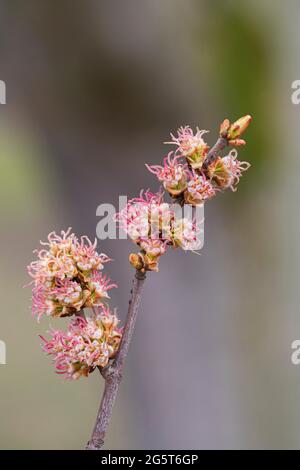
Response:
[[135, 270, 146, 280]]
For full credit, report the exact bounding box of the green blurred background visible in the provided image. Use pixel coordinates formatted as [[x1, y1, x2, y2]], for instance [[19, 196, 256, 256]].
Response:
[[0, 0, 299, 449]]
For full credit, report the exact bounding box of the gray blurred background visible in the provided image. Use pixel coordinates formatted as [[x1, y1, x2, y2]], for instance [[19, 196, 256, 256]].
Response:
[[0, 0, 299, 449]]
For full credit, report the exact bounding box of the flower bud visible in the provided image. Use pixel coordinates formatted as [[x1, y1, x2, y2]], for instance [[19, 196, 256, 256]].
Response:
[[228, 139, 246, 147], [219, 119, 230, 137], [129, 253, 144, 270], [227, 115, 252, 140], [143, 253, 159, 272]]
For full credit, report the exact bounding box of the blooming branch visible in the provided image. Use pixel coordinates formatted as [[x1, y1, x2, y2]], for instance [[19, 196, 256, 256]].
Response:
[[27, 115, 252, 450], [84, 115, 252, 450], [125, 115, 252, 272]]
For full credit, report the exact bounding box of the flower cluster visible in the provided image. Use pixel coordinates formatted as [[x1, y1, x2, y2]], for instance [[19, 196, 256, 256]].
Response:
[[167, 126, 209, 169], [27, 229, 122, 380], [40, 307, 122, 379], [147, 117, 251, 205], [28, 228, 116, 320], [206, 149, 250, 192], [146, 152, 188, 197], [123, 115, 251, 272], [117, 190, 200, 272], [184, 173, 217, 206]]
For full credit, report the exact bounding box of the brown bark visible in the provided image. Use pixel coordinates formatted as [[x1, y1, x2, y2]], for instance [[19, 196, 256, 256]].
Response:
[[86, 270, 147, 450], [202, 136, 228, 170]]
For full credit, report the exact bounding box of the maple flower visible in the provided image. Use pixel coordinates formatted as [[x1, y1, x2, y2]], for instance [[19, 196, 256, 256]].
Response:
[[85, 271, 117, 307], [171, 218, 200, 251], [167, 126, 210, 169], [118, 191, 177, 272], [139, 238, 168, 258], [116, 190, 174, 244], [146, 152, 188, 197], [184, 173, 216, 206], [136, 239, 169, 272], [40, 307, 122, 379], [73, 236, 110, 279], [32, 279, 87, 320], [207, 149, 251, 191], [27, 229, 115, 320]]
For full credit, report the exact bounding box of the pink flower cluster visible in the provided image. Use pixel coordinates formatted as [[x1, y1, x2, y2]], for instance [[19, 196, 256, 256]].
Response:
[[146, 126, 250, 204], [28, 229, 122, 379], [206, 149, 250, 192], [146, 152, 188, 197], [28, 229, 116, 320], [117, 190, 199, 271], [41, 307, 122, 379], [168, 126, 210, 168], [121, 118, 251, 272]]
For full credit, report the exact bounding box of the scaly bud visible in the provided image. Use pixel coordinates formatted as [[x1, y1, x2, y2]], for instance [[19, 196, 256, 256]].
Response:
[[129, 252, 160, 272], [219, 119, 230, 138], [129, 253, 144, 271], [228, 139, 246, 147], [227, 115, 252, 140], [143, 253, 159, 272]]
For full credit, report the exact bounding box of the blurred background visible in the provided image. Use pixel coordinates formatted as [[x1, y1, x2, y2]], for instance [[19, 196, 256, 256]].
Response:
[[0, 0, 299, 449]]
